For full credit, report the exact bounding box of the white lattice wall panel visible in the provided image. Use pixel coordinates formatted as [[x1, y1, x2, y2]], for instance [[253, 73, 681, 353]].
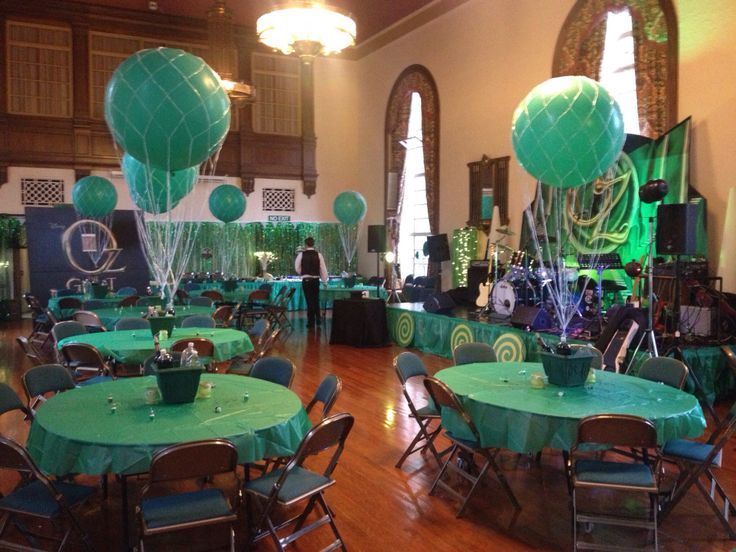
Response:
[[21, 178, 65, 206], [262, 188, 295, 212]]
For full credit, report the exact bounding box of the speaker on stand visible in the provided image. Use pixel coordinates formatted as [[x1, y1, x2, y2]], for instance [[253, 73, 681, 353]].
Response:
[[367, 225, 387, 280]]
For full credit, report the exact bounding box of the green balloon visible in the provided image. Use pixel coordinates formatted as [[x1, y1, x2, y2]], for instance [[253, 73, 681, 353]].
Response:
[[122, 153, 197, 214], [105, 47, 231, 172], [333, 191, 367, 225], [209, 184, 246, 223], [72, 176, 117, 218], [511, 76, 625, 188]]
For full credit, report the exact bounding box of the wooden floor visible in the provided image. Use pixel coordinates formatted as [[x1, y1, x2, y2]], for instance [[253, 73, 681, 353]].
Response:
[[1, 314, 735, 551]]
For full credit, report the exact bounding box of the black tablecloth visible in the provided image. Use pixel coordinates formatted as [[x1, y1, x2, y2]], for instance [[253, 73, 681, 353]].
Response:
[[330, 298, 388, 347]]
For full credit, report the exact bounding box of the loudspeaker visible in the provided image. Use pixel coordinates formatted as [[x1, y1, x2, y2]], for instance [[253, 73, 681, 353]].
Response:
[[510, 305, 552, 330], [423, 292, 455, 315], [467, 264, 490, 304], [656, 203, 698, 255], [367, 225, 386, 253], [427, 234, 451, 262]]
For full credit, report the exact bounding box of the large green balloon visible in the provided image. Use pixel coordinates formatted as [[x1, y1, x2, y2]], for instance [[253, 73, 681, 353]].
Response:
[[209, 184, 246, 223], [333, 191, 367, 225], [72, 176, 117, 218], [105, 47, 231, 172], [511, 76, 625, 189], [122, 153, 197, 214]]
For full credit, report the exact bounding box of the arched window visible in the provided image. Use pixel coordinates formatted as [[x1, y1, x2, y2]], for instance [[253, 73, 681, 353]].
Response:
[[553, 0, 677, 138], [384, 65, 440, 277]]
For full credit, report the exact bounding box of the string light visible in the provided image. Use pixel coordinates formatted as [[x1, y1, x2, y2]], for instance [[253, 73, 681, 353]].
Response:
[[451, 228, 477, 287]]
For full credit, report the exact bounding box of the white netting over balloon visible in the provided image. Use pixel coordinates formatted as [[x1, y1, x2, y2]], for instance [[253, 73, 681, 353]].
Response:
[[333, 191, 367, 271], [70, 176, 118, 272]]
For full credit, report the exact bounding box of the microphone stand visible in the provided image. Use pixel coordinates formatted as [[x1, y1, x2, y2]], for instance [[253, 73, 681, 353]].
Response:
[[626, 216, 658, 372]]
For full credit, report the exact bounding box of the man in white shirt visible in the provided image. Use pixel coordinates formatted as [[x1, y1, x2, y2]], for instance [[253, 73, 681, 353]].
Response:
[[294, 236, 328, 328]]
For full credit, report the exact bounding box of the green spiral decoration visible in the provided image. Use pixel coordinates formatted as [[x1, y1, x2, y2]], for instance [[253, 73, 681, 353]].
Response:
[[395, 312, 415, 347], [450, 324, 474, 351], [493, 333, 527, 362]]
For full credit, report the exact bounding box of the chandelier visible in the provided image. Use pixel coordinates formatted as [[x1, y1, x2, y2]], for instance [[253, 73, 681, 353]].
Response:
[[256, 2, 357, 63]]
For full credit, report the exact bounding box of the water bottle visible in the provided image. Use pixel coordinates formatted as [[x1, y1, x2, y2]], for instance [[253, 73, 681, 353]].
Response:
[[186, 350, 203, 371], [180, 342, 196, 367]]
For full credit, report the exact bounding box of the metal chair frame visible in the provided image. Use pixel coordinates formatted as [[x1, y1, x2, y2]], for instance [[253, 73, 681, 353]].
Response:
[[570, 414, 661, 551], [393, 352, 444, 469], [117, 295, 140, 308], [424, 377, 521, 517], [637, 356, 689, 390], [21, 364, 77, 415], [452, 342, 497, 365], [60, 342, 113, 380], [305, 374, 342, 421], [249, 356, 295, 389], [71, 310, 107, 332], [246, 413, 354, 552], [201, 290, 224, 302]]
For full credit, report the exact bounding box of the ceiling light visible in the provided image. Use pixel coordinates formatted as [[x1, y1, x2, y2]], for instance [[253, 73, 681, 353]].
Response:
[[256, 2, 357, 63]]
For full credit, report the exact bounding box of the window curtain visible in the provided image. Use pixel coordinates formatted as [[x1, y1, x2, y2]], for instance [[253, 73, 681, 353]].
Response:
[[384, 65, 440, 268], [552, 0, 677, 138]]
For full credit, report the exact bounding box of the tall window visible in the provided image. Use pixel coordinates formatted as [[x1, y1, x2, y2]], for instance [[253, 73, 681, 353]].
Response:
[[398, 93, 430, 277], [251, 53, 301, 136], [553, 0, 677, 138], [599, 9, 640, 134], [6, 21, 72, 117]]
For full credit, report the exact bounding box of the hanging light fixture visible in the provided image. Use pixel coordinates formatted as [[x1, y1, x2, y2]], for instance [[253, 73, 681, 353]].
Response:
[[256, 2, 357, 63], [207, 0, 255, 106]]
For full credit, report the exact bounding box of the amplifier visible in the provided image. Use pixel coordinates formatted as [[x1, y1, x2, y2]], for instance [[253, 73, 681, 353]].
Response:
[[470, 260, 490, 268], [653, 260, 708, 280]]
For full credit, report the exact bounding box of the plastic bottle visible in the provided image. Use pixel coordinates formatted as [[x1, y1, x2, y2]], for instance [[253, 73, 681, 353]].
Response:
[[180, 342, 195, 367], [186, 350, 203, 371], [156, 348, 173, 369], [556, 335, 572, 356], [535, 332, 555, 353]]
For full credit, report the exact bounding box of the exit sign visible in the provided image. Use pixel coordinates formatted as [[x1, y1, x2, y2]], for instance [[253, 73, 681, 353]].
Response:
[[268, 215, 291, 222]]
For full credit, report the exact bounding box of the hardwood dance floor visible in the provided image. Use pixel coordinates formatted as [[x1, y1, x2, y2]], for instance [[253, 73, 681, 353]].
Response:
[[0, 314, 734, 550]]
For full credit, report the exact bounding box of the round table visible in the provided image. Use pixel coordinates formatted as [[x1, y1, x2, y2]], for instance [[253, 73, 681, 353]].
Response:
[[435, 362, 707, 453], [26, 374, 310, 476], [92, 305, 214, 329], [57, 328, 252, 365]]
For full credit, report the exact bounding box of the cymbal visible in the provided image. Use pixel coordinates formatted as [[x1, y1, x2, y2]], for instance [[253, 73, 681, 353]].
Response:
[[496, 226, 515, 236]]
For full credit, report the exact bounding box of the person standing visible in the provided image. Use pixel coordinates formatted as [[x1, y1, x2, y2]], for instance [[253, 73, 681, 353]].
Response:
[[295, 236, 328, 328]]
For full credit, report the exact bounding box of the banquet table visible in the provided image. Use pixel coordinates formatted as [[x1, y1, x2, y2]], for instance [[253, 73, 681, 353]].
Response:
[[57, 327, 252, 365], [92, 305, 215, 329], [435, 362, 707, 453], [48, 294, 122, 318]]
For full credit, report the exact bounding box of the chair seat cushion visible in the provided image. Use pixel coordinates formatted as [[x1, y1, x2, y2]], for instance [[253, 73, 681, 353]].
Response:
[[446, 431, 480, 450], [575, 459, 655, 488], [246, 466, 333, 504], [141, 488, 233, 529], [663, 439, 722, 467], [0, 480, 95, 517], [414, 404, 439, 417]]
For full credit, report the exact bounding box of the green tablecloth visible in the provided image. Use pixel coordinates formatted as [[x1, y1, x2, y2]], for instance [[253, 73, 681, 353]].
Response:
[[57, 328, 252, 365], [435, 362, 706, 453], [26, 374, 311, 476], [47, 294, 122, 319], [92, 305, 215, 329]]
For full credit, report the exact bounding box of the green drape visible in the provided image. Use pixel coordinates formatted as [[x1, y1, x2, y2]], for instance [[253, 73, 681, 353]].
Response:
[[146, 222, 352, 277]]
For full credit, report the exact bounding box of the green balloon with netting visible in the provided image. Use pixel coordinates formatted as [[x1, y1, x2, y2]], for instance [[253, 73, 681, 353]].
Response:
[[105, 47, 231, 172], [122, 153, 197, 214], [72, 176, 118, 218], [209, 184, 246, 223], [511, 76, 625, 189], [333, 191, 367, 225]]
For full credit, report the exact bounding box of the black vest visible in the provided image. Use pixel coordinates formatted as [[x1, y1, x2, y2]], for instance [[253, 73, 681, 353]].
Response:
[[301, 250, 320, 276]]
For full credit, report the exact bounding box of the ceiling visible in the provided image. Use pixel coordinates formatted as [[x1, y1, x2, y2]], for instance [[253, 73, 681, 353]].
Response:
[[69, 0, 465, 57]]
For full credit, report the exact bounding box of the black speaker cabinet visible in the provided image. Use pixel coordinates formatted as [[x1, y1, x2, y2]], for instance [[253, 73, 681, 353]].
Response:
[[427, 234, 451, 262], [510, 305, 552, 330], [656, 203, 698, 256], [367, 225, 386, 253], [423, 292, 455, 315]]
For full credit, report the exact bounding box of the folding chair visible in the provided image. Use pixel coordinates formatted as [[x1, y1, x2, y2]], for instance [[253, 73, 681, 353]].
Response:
[[660, 400, 736, 539], [24, 293, 53, 333], [136, 439, 240, 551], [180, 314, 216, 329], [423, 376, 520, 516], [201, 289, 224, 302], [16, 336, 44, 366], [212, 304, 235, 328], [81, 300, 105, 310], [56, 297, 83, 319], [236, 289, 272, 329], [266, 288, 295, 330], [171, 338, 215, 371], [570, 344, 604, 370], [21, 364, 77, 416], [188, 296, 214, 308], [114, 317, 151, 331], [71, 310, 107, 333], [637, 356, 689, 389], [570, 414, 661, 551], [0, 383, 33, 421], [227, 325, 280, 376], [0, 437, 96, 551], [393, 352, 444, 469], [305, 374, 342, 421], [50, 321, 88, 363], [245, 413, 354, 551], [116, 286, 137, 297], [118, 295, 140, 307], [249, 356, 295, 389], [60, 343, 114, 382], [452, 341, 497, 365]]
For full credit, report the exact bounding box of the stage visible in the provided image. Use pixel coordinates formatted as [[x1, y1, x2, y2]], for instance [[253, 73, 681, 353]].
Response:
[[386, 302, 736, 403]]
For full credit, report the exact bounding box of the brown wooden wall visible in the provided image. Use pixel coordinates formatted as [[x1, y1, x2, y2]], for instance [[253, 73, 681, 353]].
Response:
[[0, 0, 315, 194]]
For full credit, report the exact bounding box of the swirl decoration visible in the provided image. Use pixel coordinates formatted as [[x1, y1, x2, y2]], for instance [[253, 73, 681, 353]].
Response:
[[394, 312, 415, 347], [493, 333, 527, 362], [449, 324, 474, 351]]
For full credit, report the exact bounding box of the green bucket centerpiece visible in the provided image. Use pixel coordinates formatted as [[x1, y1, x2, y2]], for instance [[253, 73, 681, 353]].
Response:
[[154, 359, 202, 404], [540, 349, 595, 387]]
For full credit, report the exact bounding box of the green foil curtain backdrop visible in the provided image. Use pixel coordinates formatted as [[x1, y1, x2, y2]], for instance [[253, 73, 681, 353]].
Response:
[[156, 222, 353, 277]]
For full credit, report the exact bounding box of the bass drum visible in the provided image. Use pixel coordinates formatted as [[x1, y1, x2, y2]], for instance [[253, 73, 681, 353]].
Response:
[[491, 280, 539, 316]]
